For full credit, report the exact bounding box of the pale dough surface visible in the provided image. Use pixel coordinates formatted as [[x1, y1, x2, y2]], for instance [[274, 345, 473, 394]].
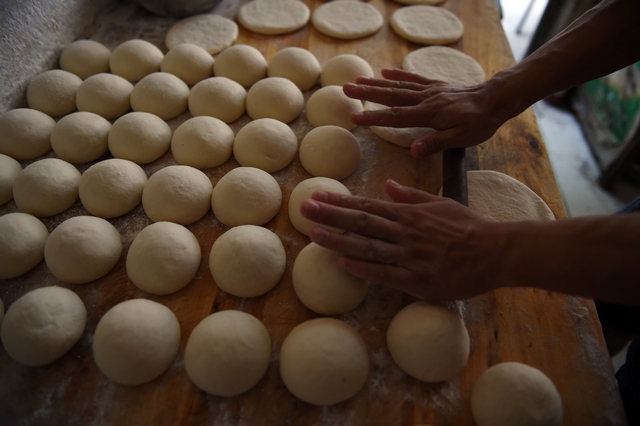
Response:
[[213, 44, 267, 88], [403, 46, 485, 87], [165, 14, 238, 55], [364, 101, 434, 148], [171, 116, 234, 169], [108, 112, 172, 165], [160, 43, 214, 86], [267, 47, 320, 90], [109, 39, 164, 83], [233, 118, 298, 173], [60, 39, 111, 79], [320, 54, 374, 87], [130, 72, 189, 120], [50, 111, 111, 164], [76, 73, 134, 120], [391, 5, 463, 45], [0, 108, 55, 160], [0, 154, 22, 205], [246, 77, 304, 123], [0, 213, 49, 279], [312, 1, 383, 40], [238, 0, 310, 35], [189, 77, 246, 123], [299, 125, 361, 180], [27, 69, 82, 117], [394, 0, 445, 4], [305, 85, 363, 130]]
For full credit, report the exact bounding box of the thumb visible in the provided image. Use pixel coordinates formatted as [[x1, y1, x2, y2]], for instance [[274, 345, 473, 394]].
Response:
[[386, 180, 439, 205], [410, 129, 459, 157]]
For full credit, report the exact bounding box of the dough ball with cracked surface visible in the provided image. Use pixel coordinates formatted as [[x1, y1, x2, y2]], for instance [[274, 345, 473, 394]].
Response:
[[189, 77, 246, 123], [288, 177, 350, 236], [50, 111, 111, 164], [109, 39, 164, 83], [60, 39, 111, 79], [268, 47, 320, 91], [160, 43, 214, 86], [27, 69, 83, 117], [320, 54, 374, 87], [0, 108, 54, 160], [246, 77, 303, 123], [0, 154, 22, 205], [76, 73, 133, 120], [299, 125, 360, 180], [0, 213, 49, 279], [108, 112, 172, 165], [306, 85, 363, 130], [130, 72, 189, 120], [233, 118, 297, 173], [171, 116, 234, 169], [213, 44, 267, 88]]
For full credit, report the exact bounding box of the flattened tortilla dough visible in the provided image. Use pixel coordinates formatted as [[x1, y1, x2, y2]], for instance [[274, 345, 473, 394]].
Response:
[[403, 46, 485, 87], [165, 14, 238, 54], [311, 1, 383, 40], [238, 0, 310, 35], [391, 5, 463, 45]]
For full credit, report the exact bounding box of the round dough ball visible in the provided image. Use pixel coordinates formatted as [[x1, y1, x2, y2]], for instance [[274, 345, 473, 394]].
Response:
[[299, 125, 360, 180], [108, 112, 172, 165], [130, 72, 189, 120], [165, 14, 238, 55], [211, 167, 281, 227], [213, 44, 267, 88], [238, 0, 310, 35], [189, 77, 246, 123], [59, 39, 111, 79], [13, 158, 81, 217], [126, 222, 201, 295], [1, 287, 86, 367], [185, 310, 271, 396], [391, 5, 463, 45], [93, 299, 181, 385], [306, 85, 363, 130], [26, 69, 83, 117], [142, 165, 212, 225], [280, 318, 369, 405], [471, 362, 563, 426], [403, 46, 485, 87], [109, 39, 164, 83], [160, 43, 214, 86], [320, 54, 374, 87], [267, 47, 320, 91], [171, 116, 234, 169], [365, 101, 434, 148], [0, 213, 49, 279], [209, 225, 286, 297], [79, 159, 148, 218], [312, 1, 383, 40], [246, 77, 303, 123], [44, 216, 122, 284], [76, 73, 134, 120], [0, 108, 54, 160], [50, 111, 111, 163], [0, 154, 22, 205], [387, 302, 470, 383], [293, 242, 367, 315], [233, 118, 297, 173], [288, 176, 351, 236]]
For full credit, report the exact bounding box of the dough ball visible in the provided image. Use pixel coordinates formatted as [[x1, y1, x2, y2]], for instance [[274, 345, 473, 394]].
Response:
[[267, 47, 320, 91], [238, 0, 310, 35], [79, 159, 148, 218], [320, 54, 374, 87], [306, 85, 363, 130], [93, 299, 181, 385], [108, 112, 172, 165], [364, 101, 434, 148], [109, 39, 164, 83], [0, 108, 54, 160], [50, 111, 111, 163], [299, 125, 360, 180], [130, 72, 189, 120], [403, 46, 485, 87], [165, 14, 238, 55], [44, 216, 122, 284], [13, 158, 81, 217], [26, 69, 83, 117], [280, 318, 368, 405], [59, 39, 111, 79], [293, 242, 367, 315], [394, 0, 445, 4], [233, 118, 297, 173], [387, 302, 470, 383], [0, 154, 22, 205], [76, 73, 134, 120], [171, 116, 234, 169], [185, 310, 271, 396], [209, 225, 286, 297], [288, 176, 351, 236], [211, 167, 281, 227], [0, 213, 49, 279], [1, 287, 86, 367], [311, 1, 383, 40], [213, 44, 267, 88], [189, 77, 246, 123], [471, 362, 563, 426], [391, 5, 463, 45], [160, 43, 214, 86], [126, 222, 201, 295], [246, 77, 304, 123], [142, 165, 212, 225]]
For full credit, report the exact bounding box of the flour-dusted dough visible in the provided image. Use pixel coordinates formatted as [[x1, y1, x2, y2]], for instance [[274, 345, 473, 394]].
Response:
[[394, 0, 445, 4], [130, 72, 189, 120], [0, 154, 22, 205], [189, 77, 247, 123], [364, 101, 435, 148], [209, 225, 286, 297], [246, 77, 304, 123], [1, 287, 86, 367], [27, 69, 83, 117], [108, 112, 172, 164], [93, 299, 181, 385], [312, 1, 383, 40], [185, 310, 271, 396], [109, 39, 164, 83], [213, 44, 267, 88], [288, 177, 351, 236], [238, 0, 310, 35], [50, 111, 111, 163], [268, 47, 320, 90], [160, 43, 214, 86], [211, 167, 282, 227], [299, 125, 361, 180], [280, 317, 369, 405], [233, 118, 298, 172], [320, 54, 374, 87], [471, 362, 563, 426], [79, 159, 148, 218], [0, 108, 55, 160], [391, 5, 463, 45], [126, 222, 201, 295], [403, 46, 486, 87], [171, 116, 234, 169], [76, 73, 134, 120], [306, 85, 363, 130], [166, 14, 238, 55], [0, 213, 49, 279], [60, 39, 111, 79]]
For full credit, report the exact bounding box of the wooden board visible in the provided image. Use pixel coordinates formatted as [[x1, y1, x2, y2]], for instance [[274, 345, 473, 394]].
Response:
[[0, 0, 626, 424]]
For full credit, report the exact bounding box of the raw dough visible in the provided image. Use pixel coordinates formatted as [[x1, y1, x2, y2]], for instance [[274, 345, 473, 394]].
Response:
[[213, 44, 267, 88], [391, 5, 463, 45], [126, 222, 201, 295], [364, 101, 434, 148], [0, 213, 49, 279], [292, 242, 368, 315], [142, 165, 212, 225], [108, 112, 172, 165], [79, 159, 148, 218], [185, 310, 271, 396], [267, 47, 320, 90], [403, 46, 485, 87], [27, 69, 83, 117], [160, 43, 214, 86], [305, 85, 363, 130], [13, 158, 81, 217], [209, 225, 286, 297], [165, 14, 238, 55], [109, 39, 164, 83], [471, 362, 563, 426], [246, 77, 304, 123], [237, 0, 310, 35], [312, 1, 383, 40], [211, 167, 282, 227], [76, 73, 134, 119], [280, 317, 369, 405], [386, 302, 470, 383], [1, 287, 86, 367], [44, 216, 122, 284], [233, 118, 298, 172], [189, 77, 247, 123], [59, 39, 111, 79], [92, 299, 181, 385], [0, 154, 22, 205], [299, 125, 361, 180], [130, 72, 189, 120], [0, 108, 55, 160], [50, 111, 111, 163], [320, 54, 374, 87], [171, 116, 234, 169], [394, 0, 445, 4]]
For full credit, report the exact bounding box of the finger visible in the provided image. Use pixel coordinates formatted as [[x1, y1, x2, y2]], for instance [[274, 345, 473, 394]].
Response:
[[309, 191, 399, 220], [385, 180, 440, 205], [350, 104, 435, 128], [337, 256, 422, 296], [410, 129, 463, 157], [381, 68, 443, 86], [310, 227, 405, 265], [343, 83, 425, 107], [347, 78, 427, 92]]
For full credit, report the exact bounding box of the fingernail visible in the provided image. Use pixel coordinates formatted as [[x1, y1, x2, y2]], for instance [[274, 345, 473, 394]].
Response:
[[312, 191, 328, 201], [387, 179, 401, 188], [351, 112, 364, 120], [301, 200, 320, 216]]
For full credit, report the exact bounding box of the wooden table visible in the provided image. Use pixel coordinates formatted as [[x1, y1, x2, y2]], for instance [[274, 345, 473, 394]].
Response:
[[0, 0, 626, 424]]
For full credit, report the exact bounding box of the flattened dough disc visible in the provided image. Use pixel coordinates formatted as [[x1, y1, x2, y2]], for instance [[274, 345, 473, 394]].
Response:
[[238, 0, 310, 35], [364, 101, 434, 148], [311, 1, 383, 40], [403, 46, 485, 87], [391, 5, 463, 45], [165, 14, 238, 54]]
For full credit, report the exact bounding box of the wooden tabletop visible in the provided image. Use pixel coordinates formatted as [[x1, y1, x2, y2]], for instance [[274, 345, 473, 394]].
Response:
[[0, 0, 626, 424]]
